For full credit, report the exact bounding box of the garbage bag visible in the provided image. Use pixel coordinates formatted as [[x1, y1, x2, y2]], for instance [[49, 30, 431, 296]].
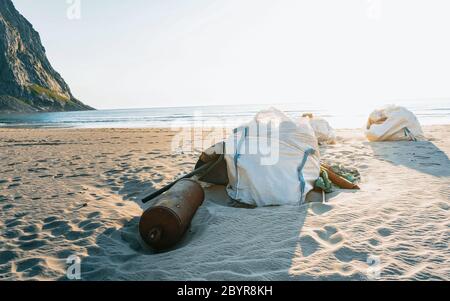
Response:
[[366, 105, 425, 142], [302, 114, 336, 144], [224, 108, 321, 207]]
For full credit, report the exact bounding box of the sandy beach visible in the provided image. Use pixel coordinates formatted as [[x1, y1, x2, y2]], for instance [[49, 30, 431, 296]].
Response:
[[0, 125, 449, 280]]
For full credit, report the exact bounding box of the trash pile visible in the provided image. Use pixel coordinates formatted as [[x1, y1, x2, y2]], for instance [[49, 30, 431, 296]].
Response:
[[315, 163, 361, 193], [138, 107, 361, 250], [137, 105, 430, 250]]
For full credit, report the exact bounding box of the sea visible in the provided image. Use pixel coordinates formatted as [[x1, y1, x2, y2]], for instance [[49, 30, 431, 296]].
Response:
[[0, 99, 449, 129]]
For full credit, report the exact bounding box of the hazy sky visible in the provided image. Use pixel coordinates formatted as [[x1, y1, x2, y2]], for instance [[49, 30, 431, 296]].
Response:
[[11, 0, 450, 109]]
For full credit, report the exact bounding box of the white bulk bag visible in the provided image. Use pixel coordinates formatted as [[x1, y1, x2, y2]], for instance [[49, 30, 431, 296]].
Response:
[[224, 108, 320, 207], [308, 117, 336, 144], [365, 105, 425, 142]]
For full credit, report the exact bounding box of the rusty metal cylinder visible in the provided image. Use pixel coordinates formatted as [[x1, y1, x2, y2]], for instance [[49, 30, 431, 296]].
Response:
[[139, 179, 205, 251]]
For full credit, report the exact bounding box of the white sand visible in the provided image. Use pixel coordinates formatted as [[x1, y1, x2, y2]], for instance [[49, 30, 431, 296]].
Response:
[[0, 126, 449, 280]]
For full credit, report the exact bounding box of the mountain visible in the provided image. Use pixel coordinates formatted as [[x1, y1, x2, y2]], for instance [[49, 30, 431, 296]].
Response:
[[0, 0, 93, 113]]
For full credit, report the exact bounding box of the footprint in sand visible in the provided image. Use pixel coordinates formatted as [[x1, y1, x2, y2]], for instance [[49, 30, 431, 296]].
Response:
[[369, 238, 380, 246], [43, 216, 58, 224], [314, 226, 343, 245], [65, 230, 91, 241], [298, 235, 321, 257], [43, 219, 73, 237], [22, 224, 40, 234], [309, 203, 333, 215], [87, 212, 102, 219], [55, 249, 76, 259], [6, 219, 23, 228], [18, 234, 39, 241], [377, 227, 393, 237], [19, 240, 46, 251], [15, 258, 46, 277], [0, 250, 18, 265], [3, 229, 22, 239], [3, 204, 15, 211], [333, 246, 367, 263]]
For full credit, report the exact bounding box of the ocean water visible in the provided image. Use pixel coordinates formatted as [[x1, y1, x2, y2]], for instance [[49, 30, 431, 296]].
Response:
[[0, 100, 449, 129]]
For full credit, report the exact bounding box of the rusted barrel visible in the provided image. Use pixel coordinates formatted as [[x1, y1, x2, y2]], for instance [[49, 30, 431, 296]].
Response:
[[139, 179, 205, 251]]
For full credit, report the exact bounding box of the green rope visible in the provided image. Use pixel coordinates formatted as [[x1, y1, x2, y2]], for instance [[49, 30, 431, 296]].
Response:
[[314, 170, 333, 193]]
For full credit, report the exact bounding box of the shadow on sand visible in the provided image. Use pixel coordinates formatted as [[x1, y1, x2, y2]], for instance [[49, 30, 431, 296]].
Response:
[[73, 150, 363, 280], [368, 140, 450, 178], [74, 182, 350, 280]]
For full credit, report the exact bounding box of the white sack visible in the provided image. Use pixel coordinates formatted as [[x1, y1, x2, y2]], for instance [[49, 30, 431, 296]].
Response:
[[309, 117, 336, 144], [365, 105, 425, 142], [224, 108, 320, 207]]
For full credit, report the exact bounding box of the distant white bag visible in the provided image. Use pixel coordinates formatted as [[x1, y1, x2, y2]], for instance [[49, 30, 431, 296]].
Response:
[[365, 105, 425, 142], [224, 108, 321, 207], [309, 117, 337, 144]]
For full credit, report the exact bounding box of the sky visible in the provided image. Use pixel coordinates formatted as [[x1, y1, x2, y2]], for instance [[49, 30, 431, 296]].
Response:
[[11, 0, 450, 110]]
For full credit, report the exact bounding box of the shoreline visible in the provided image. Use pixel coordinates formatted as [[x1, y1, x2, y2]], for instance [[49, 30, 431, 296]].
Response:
[[1, 102, 449, 130], [0, 123, 448, 130]]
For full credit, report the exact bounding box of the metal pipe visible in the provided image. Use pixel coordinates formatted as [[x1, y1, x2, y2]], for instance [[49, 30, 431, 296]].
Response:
[[139, 179, 205, 250]]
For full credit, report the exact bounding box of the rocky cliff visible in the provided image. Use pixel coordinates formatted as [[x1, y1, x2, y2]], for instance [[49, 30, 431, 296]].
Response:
[[0, 0, 93, 113]]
